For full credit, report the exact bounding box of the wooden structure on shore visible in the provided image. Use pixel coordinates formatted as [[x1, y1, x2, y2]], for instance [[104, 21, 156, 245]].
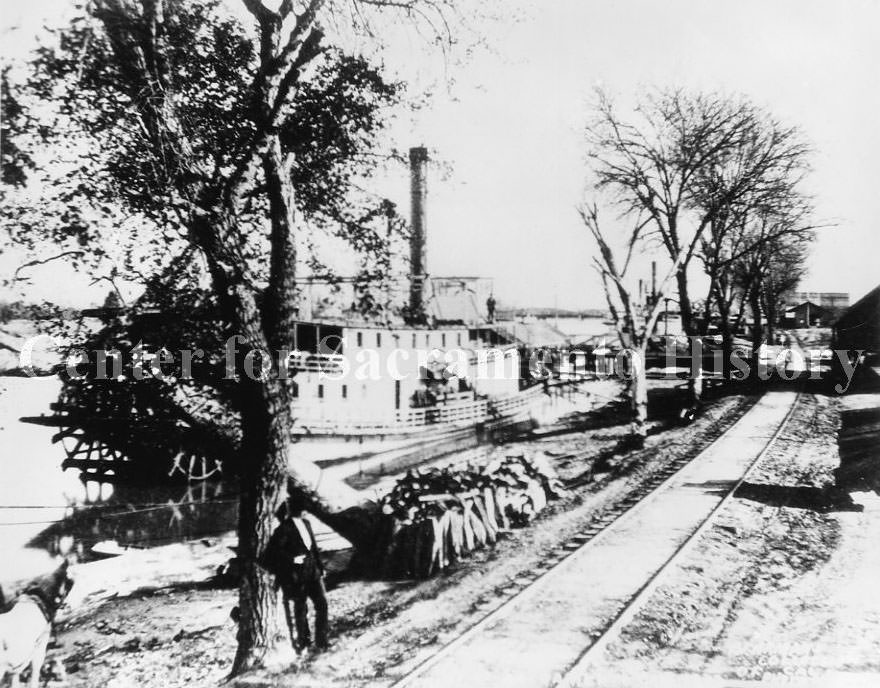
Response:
[[22, 370, 236, 483], [835, 284, 880, 355]]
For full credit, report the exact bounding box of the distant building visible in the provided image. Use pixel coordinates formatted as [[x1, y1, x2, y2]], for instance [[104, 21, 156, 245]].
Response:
[[783, 301, 836, 328], [788, 292, 849, 311]]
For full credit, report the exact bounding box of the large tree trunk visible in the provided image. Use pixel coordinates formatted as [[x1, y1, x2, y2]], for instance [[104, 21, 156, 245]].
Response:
[[676, 270, 703, 406], [715, 290, 734, 380], [230, 369, 380, 675], [231, 374, 293, 674], [228, 131, 383, 673], [628, 345, 648, 446], [749, 287, 765, 382]]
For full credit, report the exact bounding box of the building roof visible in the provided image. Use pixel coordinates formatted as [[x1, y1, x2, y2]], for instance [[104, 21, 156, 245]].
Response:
[[787, 301, 834, 315]]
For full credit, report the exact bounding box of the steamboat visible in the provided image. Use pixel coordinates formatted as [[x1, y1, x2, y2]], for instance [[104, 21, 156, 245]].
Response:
[[26, 148, 586, 484], [274, 147, 556, 469]]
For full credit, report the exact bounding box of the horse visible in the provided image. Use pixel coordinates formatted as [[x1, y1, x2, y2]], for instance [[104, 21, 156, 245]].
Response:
[[0, 561, 74, 687]]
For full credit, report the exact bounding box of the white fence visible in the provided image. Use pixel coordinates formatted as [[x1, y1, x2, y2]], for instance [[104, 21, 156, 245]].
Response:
[[291, 385, 544, 435]]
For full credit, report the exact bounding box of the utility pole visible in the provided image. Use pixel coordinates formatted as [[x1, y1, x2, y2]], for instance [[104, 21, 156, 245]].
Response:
[[651, 261, 657, 308], [664, 298, 669, 338], [384, 201, 395, 326]]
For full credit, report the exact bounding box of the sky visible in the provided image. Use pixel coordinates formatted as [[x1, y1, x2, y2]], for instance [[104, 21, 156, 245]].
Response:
[[2, 0, 879, 310]]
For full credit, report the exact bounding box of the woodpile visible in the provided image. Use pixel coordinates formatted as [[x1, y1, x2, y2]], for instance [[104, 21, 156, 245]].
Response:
[[376, 453, 565, 578]]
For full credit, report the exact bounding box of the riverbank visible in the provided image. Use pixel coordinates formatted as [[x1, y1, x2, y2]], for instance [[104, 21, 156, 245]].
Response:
[[46, 388, 755, 687]]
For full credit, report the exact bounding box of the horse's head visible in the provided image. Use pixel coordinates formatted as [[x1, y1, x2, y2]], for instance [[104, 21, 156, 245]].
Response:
[[23, 559, 74, 618]]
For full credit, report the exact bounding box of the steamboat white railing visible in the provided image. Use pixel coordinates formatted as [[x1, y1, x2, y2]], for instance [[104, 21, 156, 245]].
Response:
[[291, 385, 544, 435], [287, 352, 346, 373]]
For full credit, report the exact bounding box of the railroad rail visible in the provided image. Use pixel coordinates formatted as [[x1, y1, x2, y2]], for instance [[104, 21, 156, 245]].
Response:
[[554, 389, 801, 688], [390, 389, 801, 688]]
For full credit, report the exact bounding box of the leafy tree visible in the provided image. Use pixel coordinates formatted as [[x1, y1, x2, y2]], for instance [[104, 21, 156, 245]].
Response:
[[2, 0, 458, 673]]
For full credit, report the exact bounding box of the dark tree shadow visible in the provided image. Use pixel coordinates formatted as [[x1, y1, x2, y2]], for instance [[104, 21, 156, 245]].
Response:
[[734, 482, 863, 513], [734, 363, 880, 512], [682, 479, 738, 496]]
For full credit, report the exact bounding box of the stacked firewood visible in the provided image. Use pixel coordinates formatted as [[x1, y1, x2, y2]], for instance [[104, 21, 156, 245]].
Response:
[[376, 453, 565, 578]]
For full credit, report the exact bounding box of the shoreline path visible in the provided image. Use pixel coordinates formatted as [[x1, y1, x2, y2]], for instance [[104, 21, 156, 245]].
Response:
[[393, 391, 800, 688]]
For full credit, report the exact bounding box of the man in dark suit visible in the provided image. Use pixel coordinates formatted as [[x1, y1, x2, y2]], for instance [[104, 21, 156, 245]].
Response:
[[261, 497, 329, 650]]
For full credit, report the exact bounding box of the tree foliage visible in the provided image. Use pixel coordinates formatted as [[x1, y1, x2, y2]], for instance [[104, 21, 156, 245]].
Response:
[[3, 0, 404, 298]]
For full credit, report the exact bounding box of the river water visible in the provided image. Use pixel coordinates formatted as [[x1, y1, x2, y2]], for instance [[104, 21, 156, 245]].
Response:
[[1, 323, 621, 590], [548, 316, 611, 342], [0, 376, 239, 590]]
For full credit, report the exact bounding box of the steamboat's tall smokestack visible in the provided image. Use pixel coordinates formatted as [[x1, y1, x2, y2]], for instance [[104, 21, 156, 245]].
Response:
[[409, 146, 428, 318]]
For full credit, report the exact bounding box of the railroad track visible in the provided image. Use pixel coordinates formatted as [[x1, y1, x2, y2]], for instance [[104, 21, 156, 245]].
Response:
[[391, 389, 801, 688], [554, 388, 802, 687], [562, 396, 758, 492]]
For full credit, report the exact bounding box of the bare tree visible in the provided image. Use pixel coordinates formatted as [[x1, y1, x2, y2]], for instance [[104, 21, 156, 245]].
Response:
[[698, 191, 816, 378], [587, 89, 812, 401], [578, 204, 693, 443], [729, 207, 814, 369], [690, 105, 814, 374], [761, 244, 810, 339]]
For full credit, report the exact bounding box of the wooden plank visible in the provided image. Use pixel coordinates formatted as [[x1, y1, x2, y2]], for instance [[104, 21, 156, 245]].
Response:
[[419, 490, 479, 503]]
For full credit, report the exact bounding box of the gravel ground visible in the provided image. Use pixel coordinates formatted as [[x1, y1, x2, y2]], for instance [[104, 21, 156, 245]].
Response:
[[582, 386, 880, 687], [48, 387, 756, 688]]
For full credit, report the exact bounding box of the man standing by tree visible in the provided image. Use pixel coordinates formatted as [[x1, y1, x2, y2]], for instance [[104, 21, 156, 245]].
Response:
[[261, 497, 329, 652], [0, 0, 475, 675]]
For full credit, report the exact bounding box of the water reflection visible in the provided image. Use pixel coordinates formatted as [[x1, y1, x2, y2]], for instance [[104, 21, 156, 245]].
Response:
[[28, 479, 239, 563]]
